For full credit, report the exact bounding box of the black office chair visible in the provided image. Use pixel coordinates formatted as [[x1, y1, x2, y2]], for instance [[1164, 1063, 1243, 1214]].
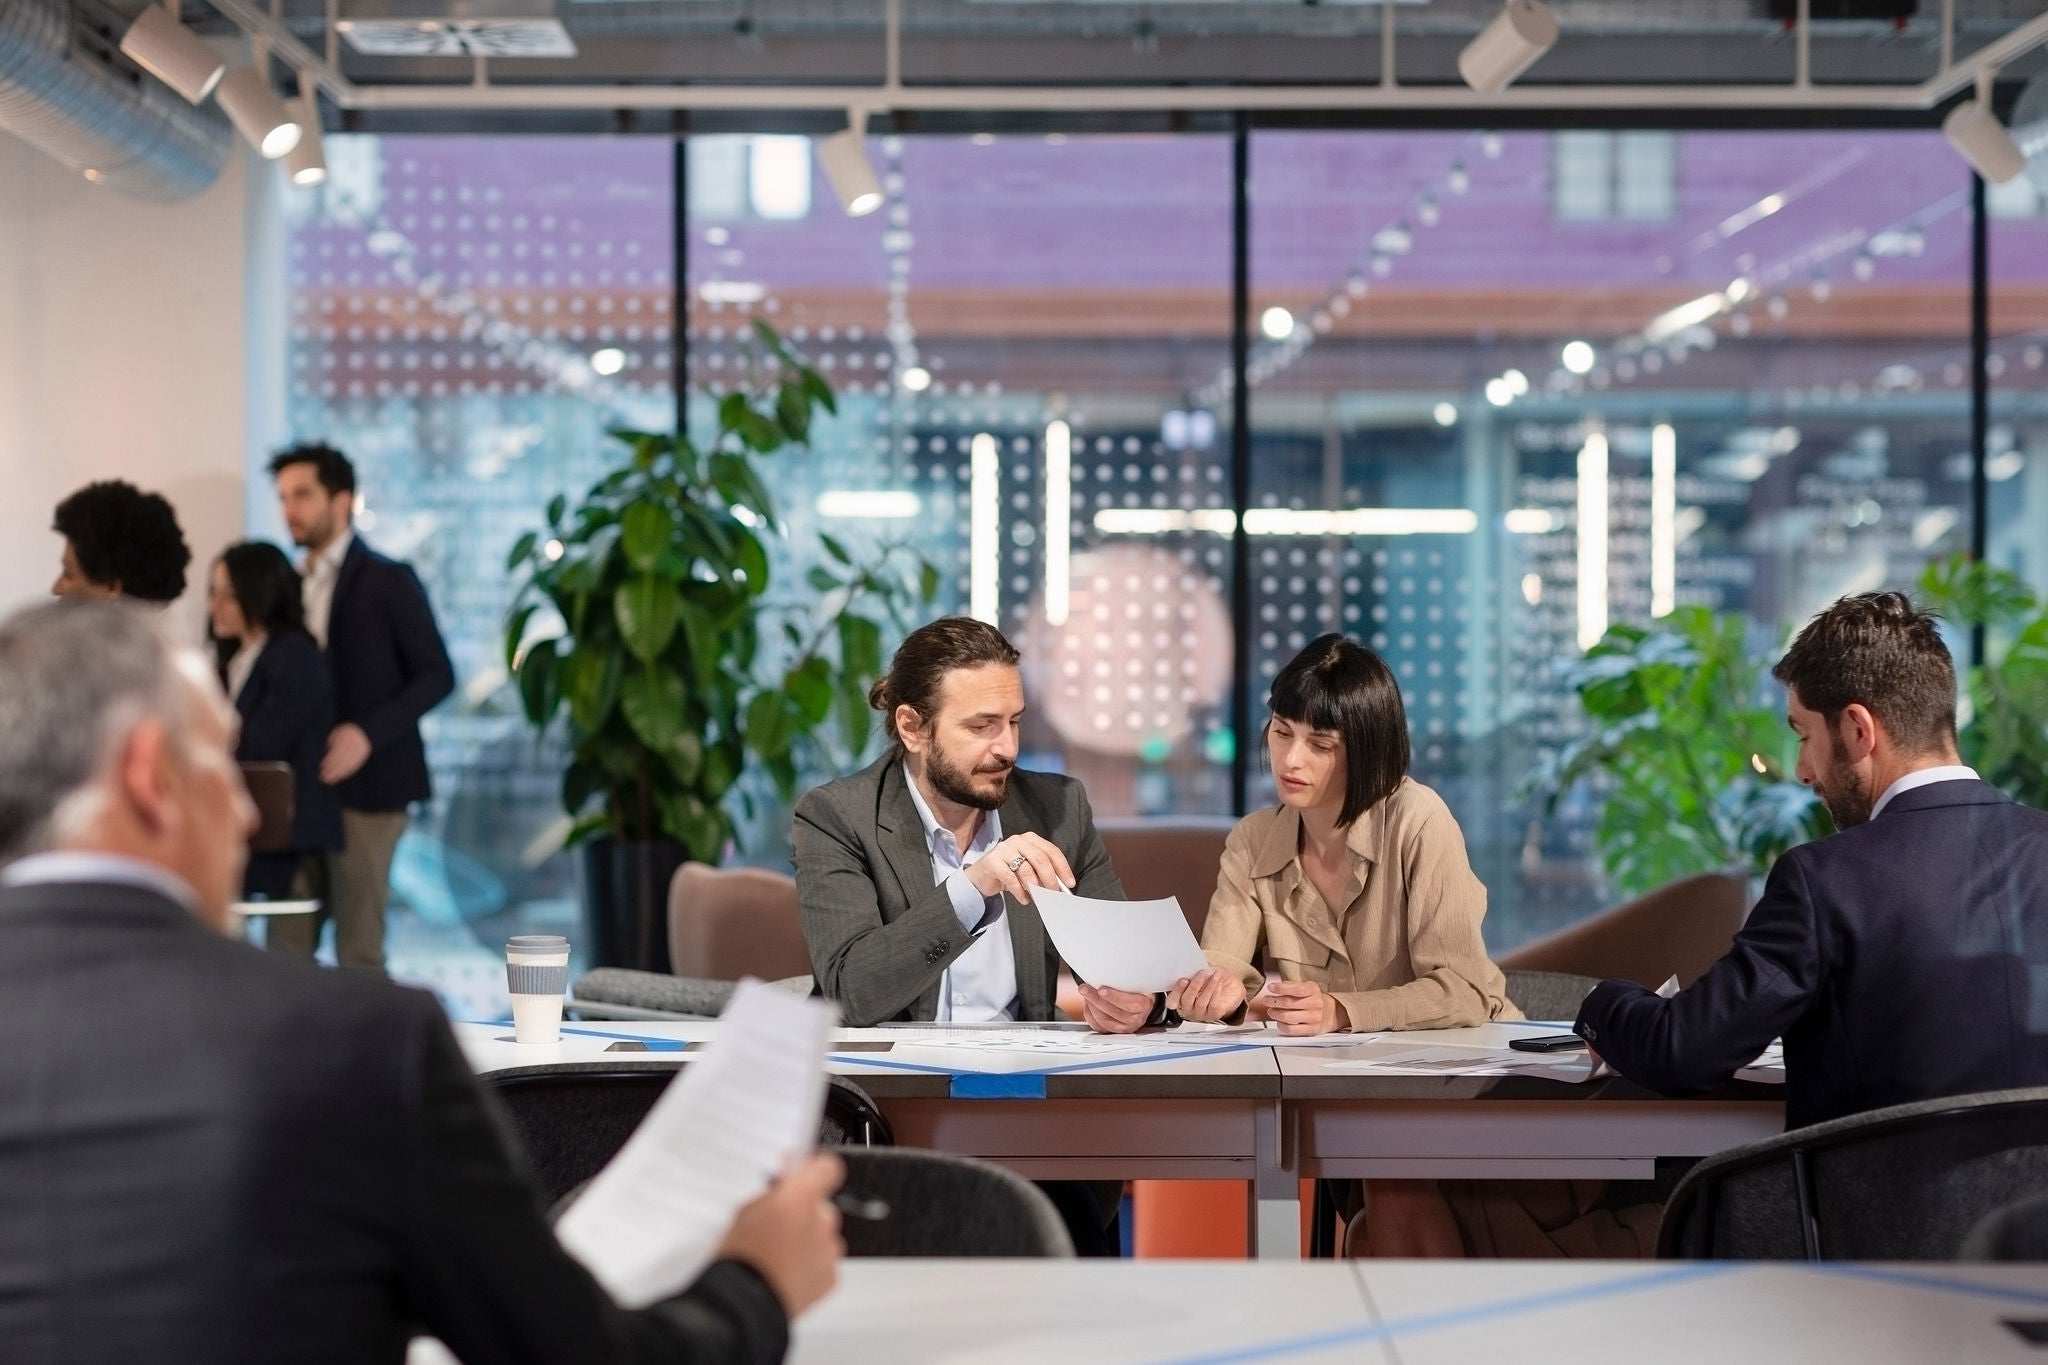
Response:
[[830, 1147, 1074, 1258], [1657, 1086, 2048, 1260], [487, 1067, 892, 1207], [1961, 1191, 2048, 1261]]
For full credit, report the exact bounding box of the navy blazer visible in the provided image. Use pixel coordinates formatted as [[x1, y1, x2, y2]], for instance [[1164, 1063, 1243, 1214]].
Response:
[[231, 628, 343, 899], [1575, 779, 2048, 1130], [0, 880, 787, 1365], [323, 536, 455, 812]]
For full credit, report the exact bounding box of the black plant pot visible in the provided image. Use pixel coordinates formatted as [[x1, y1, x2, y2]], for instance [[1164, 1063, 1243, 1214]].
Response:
[[579, 838, 686, 974]]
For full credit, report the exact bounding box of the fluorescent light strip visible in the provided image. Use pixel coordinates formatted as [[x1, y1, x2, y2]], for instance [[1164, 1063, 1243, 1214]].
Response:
[[1503, 507, 1558, 534], [1044, 421, 1071, 626], [1651, 423, 1676, 618], [1091, 507, 1479, 536], [1577, 432, 1610, 652], [970, 433, 999, 624], [816, 490, 922, 519]]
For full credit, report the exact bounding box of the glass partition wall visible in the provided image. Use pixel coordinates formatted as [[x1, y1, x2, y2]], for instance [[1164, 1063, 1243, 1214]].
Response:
[[272, 123, 2015, 1003]]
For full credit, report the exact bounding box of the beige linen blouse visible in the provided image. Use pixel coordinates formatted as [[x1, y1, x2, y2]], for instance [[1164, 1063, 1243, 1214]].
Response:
[[1201, 778, 1520, 1032]]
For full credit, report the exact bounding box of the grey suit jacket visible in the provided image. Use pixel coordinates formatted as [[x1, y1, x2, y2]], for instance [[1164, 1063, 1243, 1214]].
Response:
[[792, 753, 1125, 1025]]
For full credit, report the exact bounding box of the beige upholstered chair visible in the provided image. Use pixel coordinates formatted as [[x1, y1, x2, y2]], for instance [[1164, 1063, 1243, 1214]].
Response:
[[1094, 817, 1238, 939], [1498, 870, 1749, 989], [666, 862, 814, 982]]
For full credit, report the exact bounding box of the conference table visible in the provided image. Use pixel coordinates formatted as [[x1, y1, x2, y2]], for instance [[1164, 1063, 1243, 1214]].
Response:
[[452, 1018, 1784, 1260], [790, 1258, 2048, 1364]]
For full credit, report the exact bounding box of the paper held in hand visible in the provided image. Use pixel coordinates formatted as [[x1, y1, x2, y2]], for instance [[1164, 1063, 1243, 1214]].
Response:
[[1030, 886, 1210, 995], [552, 978, 838, 1308]]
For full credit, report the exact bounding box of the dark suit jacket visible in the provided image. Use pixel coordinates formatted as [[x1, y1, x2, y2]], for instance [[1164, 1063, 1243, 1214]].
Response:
[[792, 754, 1126, 1025], [231, 628, 344, 898], [325, 536, 455, 812], [0, 880, 787, 1365], [1575, 779, 2048, 1130]]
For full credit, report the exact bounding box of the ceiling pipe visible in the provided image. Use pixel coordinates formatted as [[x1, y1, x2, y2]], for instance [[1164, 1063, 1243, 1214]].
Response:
[[209, 0, 2048, 118], [0, 0, 231, 201]]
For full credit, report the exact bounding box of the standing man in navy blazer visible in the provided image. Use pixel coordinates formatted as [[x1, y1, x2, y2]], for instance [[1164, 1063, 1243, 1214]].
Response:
[[267, 444, 454, 971], [1575, 591, 2048, 1129]]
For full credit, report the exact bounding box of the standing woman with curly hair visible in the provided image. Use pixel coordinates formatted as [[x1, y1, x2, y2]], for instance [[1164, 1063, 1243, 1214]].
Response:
[[49, 480, 192, 604]]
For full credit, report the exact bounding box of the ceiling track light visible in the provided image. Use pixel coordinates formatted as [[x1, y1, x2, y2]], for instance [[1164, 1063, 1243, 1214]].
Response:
[[1458, 0, 1559, 96], [282, 77, 327, 187], [818, 110, 884, 217], [216, 62, 303, 160], [119, 4, 227, 104], [1943, 69, 2028, 186]]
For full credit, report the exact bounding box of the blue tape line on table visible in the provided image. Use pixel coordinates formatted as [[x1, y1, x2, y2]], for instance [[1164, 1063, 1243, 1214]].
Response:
[[950, 1072, 1050, 1099], [1145, 1264, 1737, 1365], [464, 1021, 693, 1053]]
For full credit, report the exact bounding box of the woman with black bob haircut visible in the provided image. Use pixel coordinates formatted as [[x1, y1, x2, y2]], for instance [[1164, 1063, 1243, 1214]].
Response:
[[208, 542, 342, 906], [1169, 633, 1516, 1037]]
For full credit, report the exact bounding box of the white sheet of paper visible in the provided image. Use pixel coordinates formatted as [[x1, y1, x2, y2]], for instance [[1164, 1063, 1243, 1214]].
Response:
[[552, 978, 836, 1308], [1030, 885, 1210, 994], [1317, 1039, 1601, 1081]]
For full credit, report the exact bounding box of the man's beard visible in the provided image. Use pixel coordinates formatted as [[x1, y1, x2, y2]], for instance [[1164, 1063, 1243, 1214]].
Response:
[[925, 743, 1013, 811], [1813, 732, 1875, 829]]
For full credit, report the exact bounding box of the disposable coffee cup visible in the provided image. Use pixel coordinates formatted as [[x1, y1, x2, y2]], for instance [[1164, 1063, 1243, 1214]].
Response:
[[506, 934, 571, 1044]]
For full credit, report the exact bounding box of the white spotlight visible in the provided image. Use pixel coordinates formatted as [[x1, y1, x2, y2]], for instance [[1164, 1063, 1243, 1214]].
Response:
[[281, 82, 326, 187], [215, 67, 301, 160], [1484, 377, 1514, 407], [1943, 71, 2028, 186], [899, 365, 931, 392], [119, 5, 226, 104], [818, 115, 884, 217], [1458, 0, 1559, 95], [589, 347, 626, 376], [1433, 402, 1459, 427], [1561, 340, 1596, 374], [1503, 368, 1530, 396], [1260, 306, 1296, 341]]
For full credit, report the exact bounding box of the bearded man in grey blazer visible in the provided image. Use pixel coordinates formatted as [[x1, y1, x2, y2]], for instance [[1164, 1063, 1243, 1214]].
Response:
[[793, 616, 1162, 1035]]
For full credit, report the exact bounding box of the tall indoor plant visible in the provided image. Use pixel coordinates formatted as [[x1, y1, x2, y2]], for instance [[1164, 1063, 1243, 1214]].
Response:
[[504, 322, 938, 970], [1525, 606, 1829, 899], [1918, 554, 2048, 810]]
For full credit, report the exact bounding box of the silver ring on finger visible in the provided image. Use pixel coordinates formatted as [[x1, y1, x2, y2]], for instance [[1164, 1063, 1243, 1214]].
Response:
[[1006, 853, 1028, 871]]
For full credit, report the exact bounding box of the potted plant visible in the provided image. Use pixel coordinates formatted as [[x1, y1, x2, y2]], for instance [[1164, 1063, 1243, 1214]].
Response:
[[1919, 554, 2048, 809], [504, 321, 938, 971], [1525, 606, 1829, 899]]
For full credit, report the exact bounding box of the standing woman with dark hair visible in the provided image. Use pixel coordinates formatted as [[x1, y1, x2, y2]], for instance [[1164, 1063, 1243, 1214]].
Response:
[[1171, 633, 1516, 1035], [209, 542, 343, 906]]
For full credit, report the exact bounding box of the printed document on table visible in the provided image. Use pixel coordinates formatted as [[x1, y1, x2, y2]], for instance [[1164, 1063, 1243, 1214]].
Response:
[[553, 978, 836, 1307], [1317, 1037, 1602, 1082], [1031, 885, 1209, 994]]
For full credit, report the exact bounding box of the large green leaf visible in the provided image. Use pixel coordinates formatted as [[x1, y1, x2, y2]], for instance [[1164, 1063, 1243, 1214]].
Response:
[[621, 499, 676, 572], [615, 574, 680, 661], [776, 380, 812, 445], [504, 602, 537, 674], [516, 637, 561, 727], [620, 666, 687, 753], [505, 531, 537, 572], [837, 612, 883, 681], [561, 759, 607, 817], [563, 647, 620, 734], [787, 657, 834, 726], [732, 527, 770, 595], [718, 392, 749, 433], [744, 691, 796, 761], [675, 599, 719, 692]]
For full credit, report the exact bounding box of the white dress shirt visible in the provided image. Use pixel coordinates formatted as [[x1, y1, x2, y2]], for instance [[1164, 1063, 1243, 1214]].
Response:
[[299, 528, 354, 649], [225, 635, 267, 704], [1870, 764, 1980, 821], [902, 775, 1019, 1022], [1, 851, 199, 913]]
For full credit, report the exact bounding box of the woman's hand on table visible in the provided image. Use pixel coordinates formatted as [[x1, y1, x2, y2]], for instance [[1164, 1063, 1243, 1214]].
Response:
[[1167, 967, 1247, 1023], [1261, 979, 1349, 1036]]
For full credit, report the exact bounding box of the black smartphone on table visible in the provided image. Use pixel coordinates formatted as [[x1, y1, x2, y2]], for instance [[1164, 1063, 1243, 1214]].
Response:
[[1507, 1034, 1587, 1053]]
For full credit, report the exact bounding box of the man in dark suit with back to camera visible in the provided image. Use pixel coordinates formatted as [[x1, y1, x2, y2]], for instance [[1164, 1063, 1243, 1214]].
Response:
[[267, 443, 455, 970], [0, 600, 841, 1365], [1575, 591, 2048, 1129]]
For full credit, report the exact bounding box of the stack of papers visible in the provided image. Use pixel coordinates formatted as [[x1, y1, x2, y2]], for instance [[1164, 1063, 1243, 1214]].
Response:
[[1316, 1036, 1602, 1082]]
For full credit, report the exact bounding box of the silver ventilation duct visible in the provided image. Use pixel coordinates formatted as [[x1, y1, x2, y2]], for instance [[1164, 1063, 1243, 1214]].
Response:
[[0, 0, 233, 202]]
